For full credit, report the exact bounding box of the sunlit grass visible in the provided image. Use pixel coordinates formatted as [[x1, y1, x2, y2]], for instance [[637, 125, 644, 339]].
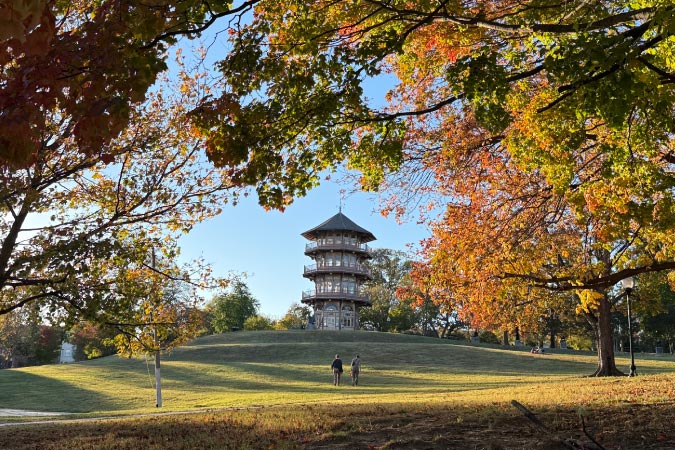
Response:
[[1, 330, 674, 417], [1, 331, 674, 449]]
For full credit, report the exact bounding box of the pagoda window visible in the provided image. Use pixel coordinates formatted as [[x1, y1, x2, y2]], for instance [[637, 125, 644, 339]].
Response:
[[323, 253, 343, 267], [318, 275, 339, 293], [334, 276, 343, 292], [330, 253, 342, 266], [323, 305, 339, 329], [341, 277, 356, 294], [342, 306, 353, 327]]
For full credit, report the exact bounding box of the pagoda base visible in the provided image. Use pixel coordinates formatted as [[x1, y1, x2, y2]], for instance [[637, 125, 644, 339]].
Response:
[[308, 300, 363, 330]]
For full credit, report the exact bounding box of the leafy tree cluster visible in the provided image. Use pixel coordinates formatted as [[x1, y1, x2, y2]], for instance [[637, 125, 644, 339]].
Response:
[[0, 305, 61, 367], [360, 249, 462, 337], [201, 0, 675, 376], [68, 321, 118, 361], [3, 0, 675, 379], [206, 281, 261, 332], [0, 0, 262, 363], [628, 272, 675, 354], [0, 45, 238, 360], [206, 284, 311, 332], [274, 303, 312, 330], [0, 0, 257, 166]]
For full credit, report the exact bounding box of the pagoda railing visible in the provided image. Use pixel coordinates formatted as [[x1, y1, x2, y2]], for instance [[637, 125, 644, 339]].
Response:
[[303, 263, 371, 277], [305, 241, 372, 254], [302, 289, 371, 303]]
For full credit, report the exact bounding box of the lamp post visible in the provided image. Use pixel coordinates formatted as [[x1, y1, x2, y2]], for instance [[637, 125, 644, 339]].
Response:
[[621, 277, 637, 377]]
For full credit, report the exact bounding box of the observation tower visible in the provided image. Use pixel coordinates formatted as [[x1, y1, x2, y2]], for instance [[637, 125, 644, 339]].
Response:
[[301, 212, 375, 330]]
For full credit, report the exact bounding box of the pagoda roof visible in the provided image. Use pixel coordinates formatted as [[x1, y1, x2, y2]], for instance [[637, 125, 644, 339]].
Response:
[[301, 212, 376, 242]]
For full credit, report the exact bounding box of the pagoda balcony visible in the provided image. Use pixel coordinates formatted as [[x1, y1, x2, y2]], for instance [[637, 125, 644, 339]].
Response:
[[301, 289, 371, 304], [304, 241, 372, 255], [303, 263, 372, 277]]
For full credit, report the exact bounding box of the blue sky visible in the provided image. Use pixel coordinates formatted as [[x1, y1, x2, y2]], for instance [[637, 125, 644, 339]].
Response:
[[173, 24, 425, 318], [178, 178, 430, 318]]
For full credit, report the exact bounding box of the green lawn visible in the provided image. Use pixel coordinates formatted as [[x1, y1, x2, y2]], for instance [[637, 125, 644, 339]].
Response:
[[1, 330, 674, 416], [2, 331, 675, 449]]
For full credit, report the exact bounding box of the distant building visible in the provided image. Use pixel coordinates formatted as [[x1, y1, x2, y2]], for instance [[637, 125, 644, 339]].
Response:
[[301, 212, 375, 330]]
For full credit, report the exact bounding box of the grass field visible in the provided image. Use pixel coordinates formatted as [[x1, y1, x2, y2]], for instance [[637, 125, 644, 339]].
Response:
[[1, 331, 674, 449]]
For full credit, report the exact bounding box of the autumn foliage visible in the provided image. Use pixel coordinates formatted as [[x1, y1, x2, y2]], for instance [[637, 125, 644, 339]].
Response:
[[205, 0, 675, 375], [0, 0, 251, 166], [3, 0, 675, 376]]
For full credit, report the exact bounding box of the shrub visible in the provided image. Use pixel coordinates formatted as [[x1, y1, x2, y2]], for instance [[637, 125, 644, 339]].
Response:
[[479, 331, 501, 344], [243, 315, 274, 331], [566, 335, 593, 351]]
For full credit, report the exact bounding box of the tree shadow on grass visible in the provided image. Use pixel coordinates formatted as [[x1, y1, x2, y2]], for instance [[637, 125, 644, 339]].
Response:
[[159, 361, 538, 402], [167, 340, 600, 377], [174, 332, 675, 379], [0, 370, 120, 415]]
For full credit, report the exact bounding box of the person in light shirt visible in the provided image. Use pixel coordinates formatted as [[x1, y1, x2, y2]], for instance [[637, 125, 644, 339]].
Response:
[[350, 354, 361, 386]]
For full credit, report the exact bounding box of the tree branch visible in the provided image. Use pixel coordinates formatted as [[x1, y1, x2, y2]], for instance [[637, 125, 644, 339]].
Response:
[[140, 0, 262, 50], [502, 261, 675, 292]]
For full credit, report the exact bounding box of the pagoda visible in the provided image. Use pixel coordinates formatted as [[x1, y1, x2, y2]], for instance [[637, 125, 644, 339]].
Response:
[[301, 212, 375, 330]]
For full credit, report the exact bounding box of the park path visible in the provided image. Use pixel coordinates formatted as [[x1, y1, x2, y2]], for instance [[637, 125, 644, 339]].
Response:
[[0, 402, 308, 428], [0, 408, 217, 428], [0, 409, 69, 417]]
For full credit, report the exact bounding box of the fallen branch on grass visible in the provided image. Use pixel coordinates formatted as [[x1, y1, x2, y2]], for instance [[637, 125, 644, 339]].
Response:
[[510, 400, 607, 450]]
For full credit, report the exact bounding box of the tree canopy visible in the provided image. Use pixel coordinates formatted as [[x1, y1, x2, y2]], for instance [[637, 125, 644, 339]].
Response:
[[4, 0, 675, 375], [0, 54, 236, 338], [0, 0, 259, 166], [202, 0, 675, 375], [275, 302, 311, 330], [201, 1, 675, 209], [207, 281, 260, 332], [361, 248, 414, 332]]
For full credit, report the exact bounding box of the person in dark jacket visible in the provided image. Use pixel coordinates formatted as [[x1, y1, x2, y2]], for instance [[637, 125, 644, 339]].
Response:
[[331, 354, 343, 386]]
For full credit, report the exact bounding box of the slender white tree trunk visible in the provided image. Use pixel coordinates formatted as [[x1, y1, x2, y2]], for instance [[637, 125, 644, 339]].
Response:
[[155, 349, 162, 407]]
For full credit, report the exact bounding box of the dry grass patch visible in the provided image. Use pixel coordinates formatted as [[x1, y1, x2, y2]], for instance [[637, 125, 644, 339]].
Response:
[[2, 396, 674, 449]]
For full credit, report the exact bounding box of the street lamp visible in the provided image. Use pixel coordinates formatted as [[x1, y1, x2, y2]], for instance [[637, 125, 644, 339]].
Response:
[[621, 277, 637, 377]]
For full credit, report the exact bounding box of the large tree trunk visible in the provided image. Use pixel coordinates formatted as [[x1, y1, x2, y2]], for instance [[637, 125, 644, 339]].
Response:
[[590, 296, 623, 377]]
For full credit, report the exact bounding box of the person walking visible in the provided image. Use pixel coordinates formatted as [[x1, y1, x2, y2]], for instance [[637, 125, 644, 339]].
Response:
[[331, 354, 343, 386], [350, 354, 361, 386]]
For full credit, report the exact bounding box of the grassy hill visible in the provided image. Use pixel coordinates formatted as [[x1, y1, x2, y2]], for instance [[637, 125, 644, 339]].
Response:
[[2, 330, 675, 417]]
